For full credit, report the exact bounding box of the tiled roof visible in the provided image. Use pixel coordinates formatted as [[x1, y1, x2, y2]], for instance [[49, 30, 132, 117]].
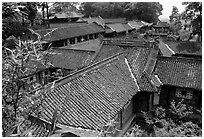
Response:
[[82, 17, 105, 27], [106, 23, 127, 33], [19, 116, 99, 137], [143, 48, 159, 75], [128, 21, 145, 30], [35, 23, 105, 42], [48, 48, 95, 70], [104, 18, 126, 24], [19, 116, 55, 137], [138, 72, 157, 92], [83, 17, 127, 26], [92, 44, 123, 63], [158, 41, 175, 57], [50, 22, 88, 29], [126, 47, 152, 79], [35, 54, 139, 130], [123, 23, 134, 31], [92, 40, 152, 80], [141, 21, 153, 26], [105, 28, 115, 34], [63, 39, 101, 51], [153, 21, 170, 28], [154, 57, 202, 90], [102, 38, 145, 47]]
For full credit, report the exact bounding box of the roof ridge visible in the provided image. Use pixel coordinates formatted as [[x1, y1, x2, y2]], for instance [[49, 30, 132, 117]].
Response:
[[51, 52, 124, 88], [35, 23, 97, 31], [91, 41, 105, 62], [53, 47, 95, 52], [158, 56, 202, 62]]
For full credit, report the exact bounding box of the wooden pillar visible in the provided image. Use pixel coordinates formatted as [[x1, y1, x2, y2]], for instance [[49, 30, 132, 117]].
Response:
[[87, 34, 89, 40], [75, 37, 77, 44], [67, 39, 70, 46], [149, 93, 153, 112]]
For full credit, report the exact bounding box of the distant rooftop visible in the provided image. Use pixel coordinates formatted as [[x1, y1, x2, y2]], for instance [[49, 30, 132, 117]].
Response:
[[64, 39, 102, 51], [92, 39, 153, 80], [48, 48, 95, 70], [153, 21, 170, 28], [128, 20, 146, 30], [104, 18, 127, 24], [49, 11, 84, 19], [35, 23, 105, 42], [106, 23, 127, 33]]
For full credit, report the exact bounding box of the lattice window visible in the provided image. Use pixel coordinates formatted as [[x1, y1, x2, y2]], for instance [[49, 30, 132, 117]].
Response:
[[175, 88, 193, 100]]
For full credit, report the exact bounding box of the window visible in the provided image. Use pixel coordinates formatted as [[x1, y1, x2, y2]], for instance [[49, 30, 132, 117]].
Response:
[[175, 88, 193, 100], [53, 40, 64, 47], [70, 38, 75, 44], [83, 35, 88, 41], [94, 33, 98, 39], [77, 36, 82, 43], [67, 39, 70, 45], [63, 39, 67, 46], [89, 34, 94, 39]]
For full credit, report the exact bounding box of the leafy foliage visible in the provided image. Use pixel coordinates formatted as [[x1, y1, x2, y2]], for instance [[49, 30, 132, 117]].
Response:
[[18, 2, 38, 26], [2, 3, 27, 39], [125, 100, 202, 137], [182, 2, 202, 41], [80, 2, 163, 23], [169, 6, 183, 35], [124, 2, 163, 23], [2, 32, 54, 136], [50, 2, 79, 14]]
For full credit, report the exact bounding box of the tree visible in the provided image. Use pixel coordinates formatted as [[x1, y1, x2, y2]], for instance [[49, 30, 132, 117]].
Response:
[[182, 2, 202, 42], [169, 6, 181, 22], [79, 2, 95, 17], [2, 2, 28, 39], [124, 2, 163, 23], [2, 32, 54, 136], [80, 2, 163, 23], [50, 2, 79, 14], [169, 6, 183, 35], [18, 2, 38, 26], [124, 100, 202, 137], [37, 2, 46, 21]]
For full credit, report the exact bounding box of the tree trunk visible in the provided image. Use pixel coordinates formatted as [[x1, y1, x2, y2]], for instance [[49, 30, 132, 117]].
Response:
[[46, 2, 50, 28], [42, 6, 45, 21]]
